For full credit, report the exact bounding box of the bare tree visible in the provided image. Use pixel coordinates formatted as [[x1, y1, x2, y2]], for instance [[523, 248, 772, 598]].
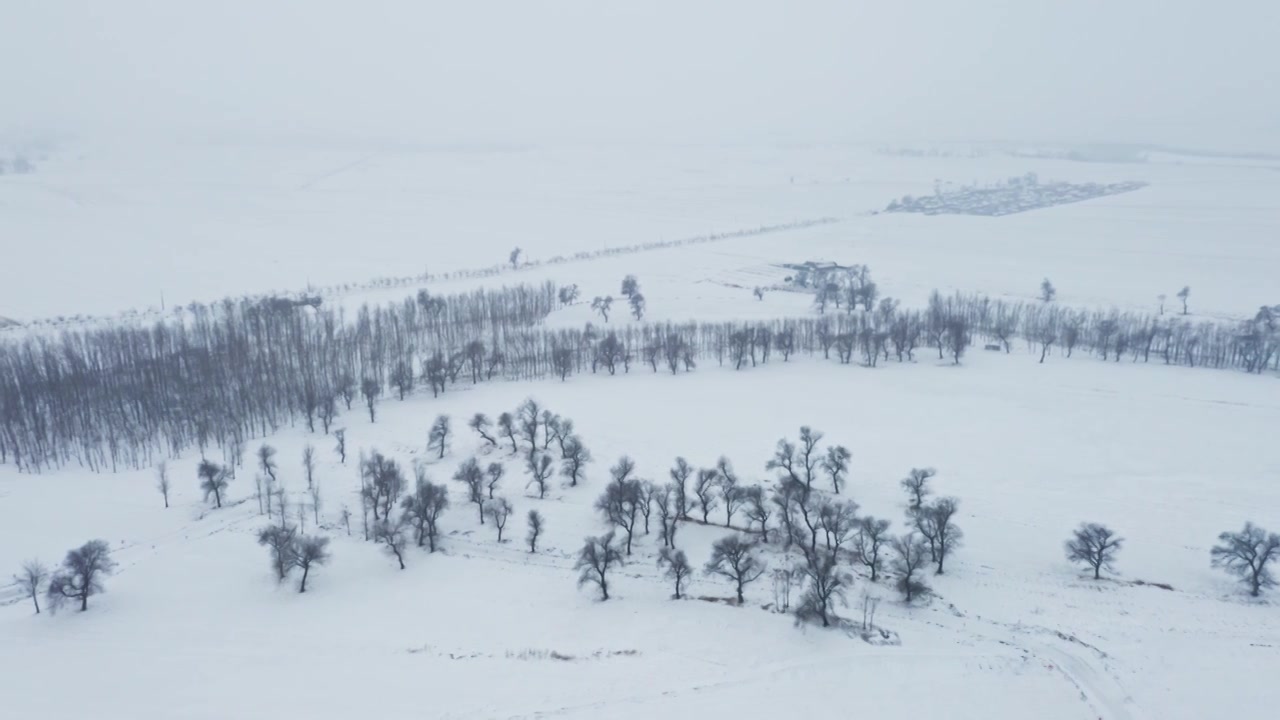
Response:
[[705, 535, 766, 604], [891, 533, 929, 602], [742, 486, 772, 542], [560, 436, 591, 486], [485, 497, 514, 541], [596, 477, 642, 554], [1211, 522, 1280, 597], [822, 445, 851, 494], [497, 412, 519, 453], [361, 378, 380, 422], [401, 478, 449, 552], [629, 292, 646, 321], [198, 459, 230, 508], [509, 246, 522, 269], [14, 560, 48, 614], [794, 546, 851, 627], [945, 317, 971, 364], [818, 499, 860, 556], [620, 274, 640, 298], [309, 479, 322, 526], [526, 509, 544, 552], [293, 536, 330, 593], [1040, 278, 1057, 302], [1065, 523, 1123, 580], [855, 517, 892, 582], [334, 429, 347, 464], [46, 541, 116, 613], [257, 524, 297, 581], [453, 458, 486, 523], [302, 444, 316, 489], [693, 468, 719, 523], [657, 547, 692, 599], [916, 497, 963, 573], [156, 461, 171, 508], [575, 532, 624, 600], [1177, 285, 1191, 315], [429, 415, 451, 459], [591, 296, 613, 323], [485, 462, 505, 499], [669, 458, 692, 520], [526, 453, 554, 499], [469, 413, 498, 447], [654, 483, 678, 547], [374, 518, 409, 570], [900, 467, 935, 512], [258, 444, 278, 484]]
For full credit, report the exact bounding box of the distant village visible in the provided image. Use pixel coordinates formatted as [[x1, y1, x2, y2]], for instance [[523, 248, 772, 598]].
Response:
[[883, 174, 1147, 216]]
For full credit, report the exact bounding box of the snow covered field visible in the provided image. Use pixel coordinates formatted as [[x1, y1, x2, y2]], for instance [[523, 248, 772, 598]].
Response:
[[3, 139, 1280, 720]]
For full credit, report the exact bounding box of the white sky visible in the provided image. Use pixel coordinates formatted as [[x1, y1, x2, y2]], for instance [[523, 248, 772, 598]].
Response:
[[3, 0, 1278, 149]]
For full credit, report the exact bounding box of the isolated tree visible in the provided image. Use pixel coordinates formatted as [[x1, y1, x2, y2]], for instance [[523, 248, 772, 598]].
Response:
[[526, 453, 554, 499], [484, 462, 504, 499], [257, 524, 297, 581], [560, 436, 591, 487], [156, 461, 171, 508], [629, 292, 646, 321], [334, 429, 347, 464], [361, 378, 381, 422], [1211, 522, 1280, 597], [508, 246, 522, 269], [293, 536, 330, 593], [891, 533, 930, 602], [453, 458, 487, 523], [596, 478, 642, 554], [822, 445, 851, 494], [302, 444, 316, 488], [14, 560, 48, 614], [1040, 278, 1057, 302], [257, 444, 278, 484], [400, 479, 449, 551], [705, 535, 766, 604], [485, 497, 514, 542], [900, 467, 935, 512], [497, 412, 519, 453], [428, 415, 451, 459], [916, 497, 963, 573], [693, 468, 719, 523], [469, 413, 498, 447], [1177, 285, 1191, 315], [558, 284, 580, 306], [374, 518, 410, 570], [658, 547, 692, 599], [46, 541, 116, 613], [575, 532, 624, 600], [526, 509, 544, 552], [198, 459, 229, 508], [620, 274, 640, 298], [1065, 523, 1124, 580], [855, 517, 892, 582], [591, 296, 613, 323]]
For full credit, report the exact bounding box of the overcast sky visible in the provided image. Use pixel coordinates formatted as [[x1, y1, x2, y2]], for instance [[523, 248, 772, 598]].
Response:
[[5, 0, 1278, 150]]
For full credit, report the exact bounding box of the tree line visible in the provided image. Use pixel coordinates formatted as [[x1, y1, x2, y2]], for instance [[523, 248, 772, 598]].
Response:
[[3, 277, 1275, 475]]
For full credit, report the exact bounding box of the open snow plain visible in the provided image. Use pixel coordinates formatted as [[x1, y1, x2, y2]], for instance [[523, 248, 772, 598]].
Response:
[[2, 140, 1279, 719]]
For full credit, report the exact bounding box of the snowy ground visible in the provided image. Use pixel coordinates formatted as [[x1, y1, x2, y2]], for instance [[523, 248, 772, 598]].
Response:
[[3, 139, 1279, 719]]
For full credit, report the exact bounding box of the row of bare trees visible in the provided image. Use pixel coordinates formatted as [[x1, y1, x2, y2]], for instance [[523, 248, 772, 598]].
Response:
[[3, 279, 1275, 475]]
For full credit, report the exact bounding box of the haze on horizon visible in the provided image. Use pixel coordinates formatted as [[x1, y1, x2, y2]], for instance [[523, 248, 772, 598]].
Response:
[[3, 0, 1278, 152]]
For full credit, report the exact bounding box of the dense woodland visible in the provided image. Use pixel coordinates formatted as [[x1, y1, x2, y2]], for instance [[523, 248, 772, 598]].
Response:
[[1, 275, 1277, 474]]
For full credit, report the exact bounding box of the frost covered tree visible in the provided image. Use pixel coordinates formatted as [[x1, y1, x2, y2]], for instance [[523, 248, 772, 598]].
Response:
[[453, 458, 486, 523], [156, 460, 171, 508], [525, 453, 554, 499], [257, 524, 298, 581], [822, 445, 851, 494], [1065, 523, 1123, 580], [891, 533, 929, 602], [198, 459, 230, 508], [293, 536, 330, 593], [855, 517, 892, 582], [658, 547, 692, 599], [485, 497, 513, 542], [560, 436, 591, 487], [374, 518, 410, 570], [1211, 522, 1280, 597], [400, 478, 449, 552], [46, 541, 116, 613], [576, 532, 624, 600], [428, 415, 451, 459], [705, 535, 766, 604], [469, 413, 498, 447], [526, 509, 544, 552], [485, 462, 505, 499], [900, 467, 935, 512], [14, 559, 48, 614]]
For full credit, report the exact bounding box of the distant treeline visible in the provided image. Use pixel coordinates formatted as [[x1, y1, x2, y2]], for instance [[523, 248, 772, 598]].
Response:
[[1, 281, 1275, 474]]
